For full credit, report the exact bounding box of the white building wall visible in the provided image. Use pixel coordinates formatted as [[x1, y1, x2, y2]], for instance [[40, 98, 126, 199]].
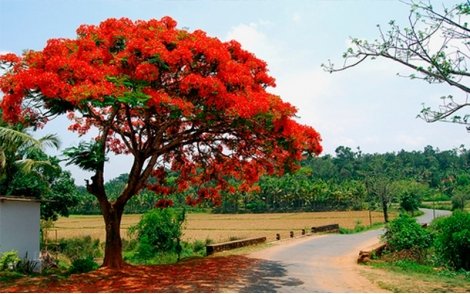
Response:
[[0, 198, 41, 263]]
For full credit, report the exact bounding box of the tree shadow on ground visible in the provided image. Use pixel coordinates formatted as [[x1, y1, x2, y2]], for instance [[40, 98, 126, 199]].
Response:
[[233, 259, 304, 293], [0, 255, 302, 293]]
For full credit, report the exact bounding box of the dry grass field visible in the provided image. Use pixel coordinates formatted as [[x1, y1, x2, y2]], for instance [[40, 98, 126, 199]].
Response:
[[45, 211, 389, 244]]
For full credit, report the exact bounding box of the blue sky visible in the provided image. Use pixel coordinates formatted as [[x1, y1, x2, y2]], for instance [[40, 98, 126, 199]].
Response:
[[0, 0, 466, 184]]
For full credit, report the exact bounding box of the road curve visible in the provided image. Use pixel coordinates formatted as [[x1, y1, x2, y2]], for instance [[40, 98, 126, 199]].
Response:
[[227, 208, 451, 293]]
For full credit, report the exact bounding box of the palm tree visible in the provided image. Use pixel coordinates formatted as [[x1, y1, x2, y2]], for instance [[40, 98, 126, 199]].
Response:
[[0, 126, 61, 196]]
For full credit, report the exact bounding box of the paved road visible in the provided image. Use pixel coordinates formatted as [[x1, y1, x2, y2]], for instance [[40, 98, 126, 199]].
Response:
[[417, 208, 451, 224], [228, 208, 451, 293]]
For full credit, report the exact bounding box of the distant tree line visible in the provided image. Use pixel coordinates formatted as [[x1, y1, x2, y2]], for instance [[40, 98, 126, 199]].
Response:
[[70, 145, 470, 217], [217, 145, 470, 219]]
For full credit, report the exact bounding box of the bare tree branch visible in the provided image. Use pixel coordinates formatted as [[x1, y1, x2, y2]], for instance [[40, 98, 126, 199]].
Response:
[[323, 0, 470, 130]]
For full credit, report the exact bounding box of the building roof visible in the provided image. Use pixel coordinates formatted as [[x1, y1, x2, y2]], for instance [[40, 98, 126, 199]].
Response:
[[0, 196, 41, 203]]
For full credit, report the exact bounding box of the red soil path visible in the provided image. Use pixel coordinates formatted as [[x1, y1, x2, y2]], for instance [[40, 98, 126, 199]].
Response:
[[0, 256, 257, 293]]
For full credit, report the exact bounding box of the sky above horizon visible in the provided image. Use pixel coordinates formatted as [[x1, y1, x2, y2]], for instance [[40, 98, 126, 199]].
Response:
[[0, 0, 467, 184]]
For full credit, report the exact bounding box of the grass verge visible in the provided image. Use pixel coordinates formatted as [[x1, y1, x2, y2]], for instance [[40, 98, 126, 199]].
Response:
[[339, 222, 384, 234], [362, 260, 470, 293]]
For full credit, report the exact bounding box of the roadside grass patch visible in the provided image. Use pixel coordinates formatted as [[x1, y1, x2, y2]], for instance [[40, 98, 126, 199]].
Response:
[[339, 221, 384, 234], [372, 259, 434, 274], [367, 259, 470, 292]]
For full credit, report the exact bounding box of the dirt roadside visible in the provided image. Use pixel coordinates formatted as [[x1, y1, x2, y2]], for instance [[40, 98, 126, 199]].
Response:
[[315, 237, 389, 292]]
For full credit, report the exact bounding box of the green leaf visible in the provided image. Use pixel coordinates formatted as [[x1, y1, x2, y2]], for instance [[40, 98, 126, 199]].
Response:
[[148, 54, 170, 71], [117, 91, 151, 107], [63, 141, 108, 172]]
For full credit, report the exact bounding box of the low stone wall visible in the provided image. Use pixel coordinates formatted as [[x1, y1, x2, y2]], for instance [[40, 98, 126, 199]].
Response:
[[311, 224, 339, 233], [206, 237, 267, 255], [357, 242, 387, 263], [206, 224, 340, 255]]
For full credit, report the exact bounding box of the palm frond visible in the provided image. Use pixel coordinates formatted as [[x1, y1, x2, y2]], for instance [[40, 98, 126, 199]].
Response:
[[0, 126, 42, 150], [17, 158, 59, 174], [63, 141, 107, 172], [39, 133, 61, 150]]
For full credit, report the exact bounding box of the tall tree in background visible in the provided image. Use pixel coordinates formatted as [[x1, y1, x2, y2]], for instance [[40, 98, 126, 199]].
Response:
[[324, 1, 470, 130], [0, 17, 322, 268], [361, 153, 399, 223]]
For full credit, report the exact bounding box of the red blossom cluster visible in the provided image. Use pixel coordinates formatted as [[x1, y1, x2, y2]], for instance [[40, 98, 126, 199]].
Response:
[[154, 198, 174, 208], [0, 17, 322, 206]]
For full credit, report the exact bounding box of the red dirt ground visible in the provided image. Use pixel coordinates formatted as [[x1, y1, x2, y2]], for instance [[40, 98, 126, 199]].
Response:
[[0, 255, 257, 293]]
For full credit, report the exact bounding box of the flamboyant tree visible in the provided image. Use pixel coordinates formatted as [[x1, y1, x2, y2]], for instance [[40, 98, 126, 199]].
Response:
[[0, 17, 322, 268]]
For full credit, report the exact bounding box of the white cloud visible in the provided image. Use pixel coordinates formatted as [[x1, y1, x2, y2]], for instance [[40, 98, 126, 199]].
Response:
[[270, 68, 375, 155], [395, 134, 426, 149], [292, 13, 302, 24], [268, 60, 451, 155], [272, 69, 335, 121], [225, 21, 285, 70]]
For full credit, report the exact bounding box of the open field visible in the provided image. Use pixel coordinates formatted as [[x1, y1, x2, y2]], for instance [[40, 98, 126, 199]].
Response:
[[45, 211, 390, 244]]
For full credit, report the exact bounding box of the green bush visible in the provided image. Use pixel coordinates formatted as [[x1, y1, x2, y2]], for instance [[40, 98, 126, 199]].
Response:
[[383, 214, 432, 254], [400, 192, 421, 214], [133, 235, 155, 260], [192, 240, 206, 255], [0, 251, 20, 271], [69, 256, 98, 274], [451, 194, 467, 210], [129, 208, 185, 259], [122, 238, 138, 252], [245, 200, 268, 213], [431, 210, 470, 270], [124, 208, 212, 265], [0, 251, 39, 274], [58, 236, 102, 261], [451, 185, 469, 211]]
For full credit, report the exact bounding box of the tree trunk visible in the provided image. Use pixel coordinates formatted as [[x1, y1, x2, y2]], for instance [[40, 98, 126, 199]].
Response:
[[101, 204, 125, 269], [382, 198, 389, 223]]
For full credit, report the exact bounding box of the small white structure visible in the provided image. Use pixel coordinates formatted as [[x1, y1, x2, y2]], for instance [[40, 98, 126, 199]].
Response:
[[0, 196, 41, 267]]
